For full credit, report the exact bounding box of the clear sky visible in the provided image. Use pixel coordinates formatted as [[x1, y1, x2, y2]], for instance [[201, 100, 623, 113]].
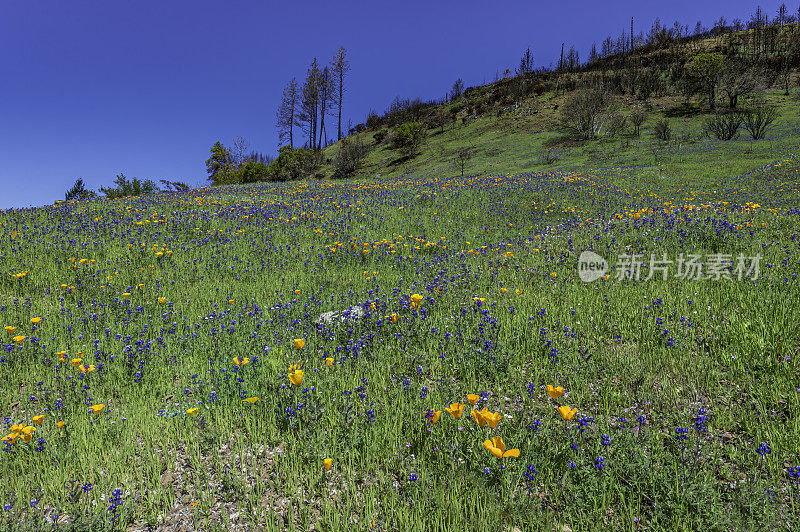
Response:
[[0, 0, 784, 209]]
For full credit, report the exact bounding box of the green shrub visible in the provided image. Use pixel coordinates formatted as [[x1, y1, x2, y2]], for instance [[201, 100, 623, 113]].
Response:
[[391, 121, 427, 157]]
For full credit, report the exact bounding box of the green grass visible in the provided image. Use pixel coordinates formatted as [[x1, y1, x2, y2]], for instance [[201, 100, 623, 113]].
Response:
[[3, 89, 800, 530]]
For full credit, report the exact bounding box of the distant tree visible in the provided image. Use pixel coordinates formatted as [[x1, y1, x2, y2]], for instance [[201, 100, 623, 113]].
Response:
[[719, 57, 765, 108], [297, 59, 321, 149], [236, 161, 270, 183], [777, 3, 788, 25], [453, 147, 473, 176], [566, 45, 579, 72], [100, 174, 158, 199], [276, 77, 299, 149], [516, 47, 534, 76], [630, 108, 647, 136], [392, 121, 427, 157], [230, 136, 250, 167], [329, 46, 351, 142], [450, 78, 465, 101], [317, 66, 335, 149], [588, 42, 599, 64], [687, 53, 725, 110], [205, 141, 234, 182], [64, 178, 96, 201]]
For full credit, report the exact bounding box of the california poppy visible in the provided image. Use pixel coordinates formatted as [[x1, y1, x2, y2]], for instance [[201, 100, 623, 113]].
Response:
[[410, 294, 423, 310], [323, 458, 332, 471], [243, 397, 259, 404], [186, 407, 199, 416], [12, 335, 25, 343], [444, 402, 465, 419], [293, 338, 305, 350], [467, 394, 480, 406], [482, 436, 520, 459], [547, 385, 564, 400], [479, 407, 502, 429], [288, 365, 304, 386], [4, 326, 16, 334], [471, 409, 487, 427], [89, 404, 105, 415], [32, 415, 44, 425], [325, 357, 334, 367], [31, 317, 41, 324], [557, 405, 577, 420]]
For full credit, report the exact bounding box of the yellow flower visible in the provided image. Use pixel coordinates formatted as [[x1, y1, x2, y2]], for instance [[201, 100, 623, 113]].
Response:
[[70, 358, 82, 368], [410, 293, 423, 310], [158, 297, 166, 304], [500, 288, 507, 294], [471, 409, 487, 427], [293, 338, 305, 350], [4, 326, 16, 334], [325, 357, 334, 367], [288, 366, 304, 386], [122, 293, 131, 298], [547, 385, 564, 400], [2, 433, 17, 444], [551, 272, 557, 278], [228, 299, 234, 304], [425, 409, 442, 424], [556, 405, 577, 420], [444, 402, 465, 419], [479, 407, 502, 429], [323, 458, 332, 471], [31, 317, 41, 324], [78, 364, 96, 375], [516, 289, 522, 295], [232, 356, 250, 367], [186, 407, 199, 416], [295, 290, 301, 295], [57, 421, 65, 429], [89, 404, 105, 415], [388, 313, 400, 324], [32, 415, 44, 425], [482, 436, 520, 459], [473, 297, 485, 304], [243, 397, 259, 404], [467, 394, 480, 406], [12, 335, 25, 343]]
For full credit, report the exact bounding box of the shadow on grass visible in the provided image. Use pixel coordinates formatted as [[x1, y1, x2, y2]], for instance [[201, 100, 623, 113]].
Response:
[[664, 103, 707, 118]]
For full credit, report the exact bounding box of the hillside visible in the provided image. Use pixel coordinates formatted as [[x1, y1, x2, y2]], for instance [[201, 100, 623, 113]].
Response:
[[318, 21, 800, 185]]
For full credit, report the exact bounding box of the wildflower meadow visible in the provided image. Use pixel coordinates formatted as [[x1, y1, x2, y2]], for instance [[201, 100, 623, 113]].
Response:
[[2, 162, 800, 530]]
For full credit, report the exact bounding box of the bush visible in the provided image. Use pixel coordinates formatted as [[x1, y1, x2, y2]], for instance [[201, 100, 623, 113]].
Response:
[[266, 146, 321, 181], [332, 137, 371, 178], [560, 89, 617, 140], [236, 161, 270, 183], [536, 149, 563, 165], [653, 119, 672, 141], [703, 112, 742, 140], [741, 104, 778, 139], [366, 109, 381, 130], [373, 130, 388, 145], [391, 121, 427, 157]]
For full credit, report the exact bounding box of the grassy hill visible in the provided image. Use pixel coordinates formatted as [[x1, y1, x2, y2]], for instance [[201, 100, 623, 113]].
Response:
[[317, 21, 800, 189]]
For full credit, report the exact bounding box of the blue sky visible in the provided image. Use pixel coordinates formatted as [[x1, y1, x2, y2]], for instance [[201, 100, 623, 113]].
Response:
[[0, 0, 782, 209]]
